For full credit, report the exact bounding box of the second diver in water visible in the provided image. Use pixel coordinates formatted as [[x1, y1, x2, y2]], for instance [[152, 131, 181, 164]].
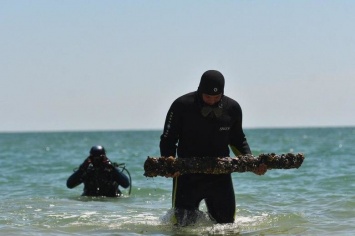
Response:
[[67, 145, 131, 197]]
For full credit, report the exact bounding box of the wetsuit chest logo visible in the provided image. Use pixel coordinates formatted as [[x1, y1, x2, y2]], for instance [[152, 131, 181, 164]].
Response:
[[219, 127, 230, 131]]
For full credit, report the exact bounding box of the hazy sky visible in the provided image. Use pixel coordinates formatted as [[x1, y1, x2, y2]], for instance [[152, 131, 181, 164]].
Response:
[[1, 1, 354, 132]]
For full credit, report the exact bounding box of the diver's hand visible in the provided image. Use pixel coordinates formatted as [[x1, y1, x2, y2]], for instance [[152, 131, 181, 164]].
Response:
[[165, 171, 180, 178], [101, 156, 110, 164], [160, 156, 179, 178], [79, 156, 92, 171], [253, 163, 267, 175]]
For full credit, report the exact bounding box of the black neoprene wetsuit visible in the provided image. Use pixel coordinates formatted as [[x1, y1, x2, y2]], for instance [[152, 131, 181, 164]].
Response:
[[160, 91, 251, 225], [67, 161, 130, 197]]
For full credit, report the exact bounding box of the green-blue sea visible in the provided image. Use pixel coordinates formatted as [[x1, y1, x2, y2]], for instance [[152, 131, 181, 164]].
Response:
[[0, 127, 354, 235]]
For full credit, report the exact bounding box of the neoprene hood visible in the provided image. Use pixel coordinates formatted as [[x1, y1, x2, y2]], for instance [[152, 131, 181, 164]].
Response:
[[198, 70, 225, 95], [90, 145, 106, 156]]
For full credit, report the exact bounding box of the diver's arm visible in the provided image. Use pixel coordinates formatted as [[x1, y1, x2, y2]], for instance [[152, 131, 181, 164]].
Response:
[[66, 169, 85, 188], [111, 167, 130, 188], [229, 103, 251, 156], [160, 100, 182, 157], [66, 158, 91, 188]]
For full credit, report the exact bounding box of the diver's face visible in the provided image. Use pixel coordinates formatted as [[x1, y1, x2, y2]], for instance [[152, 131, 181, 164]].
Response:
[[202, 93, 222, 106]]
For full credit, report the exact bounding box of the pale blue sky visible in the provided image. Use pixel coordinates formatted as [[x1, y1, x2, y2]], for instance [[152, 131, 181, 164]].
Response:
[[1, 1, 354, 132]]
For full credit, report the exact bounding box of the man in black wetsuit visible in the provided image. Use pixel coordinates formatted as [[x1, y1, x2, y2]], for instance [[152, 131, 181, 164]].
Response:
[[67, 145, 130, 197], [160, 70, 267, 226]]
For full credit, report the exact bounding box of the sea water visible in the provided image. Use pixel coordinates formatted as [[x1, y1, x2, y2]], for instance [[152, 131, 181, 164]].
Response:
[[0, 127, 354, 235]]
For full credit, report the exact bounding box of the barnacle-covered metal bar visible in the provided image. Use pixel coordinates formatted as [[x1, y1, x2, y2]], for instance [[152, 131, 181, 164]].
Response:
[[143, 153, 305, 177]]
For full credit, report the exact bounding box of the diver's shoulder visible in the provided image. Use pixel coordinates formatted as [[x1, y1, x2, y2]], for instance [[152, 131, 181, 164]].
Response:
[[222, 95, 240, 107], [174, 91, 196, 104]]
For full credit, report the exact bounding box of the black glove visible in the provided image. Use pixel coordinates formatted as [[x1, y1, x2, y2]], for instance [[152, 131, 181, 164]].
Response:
[[79, 156, 92, 171], [102, 156, 111, 164]]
